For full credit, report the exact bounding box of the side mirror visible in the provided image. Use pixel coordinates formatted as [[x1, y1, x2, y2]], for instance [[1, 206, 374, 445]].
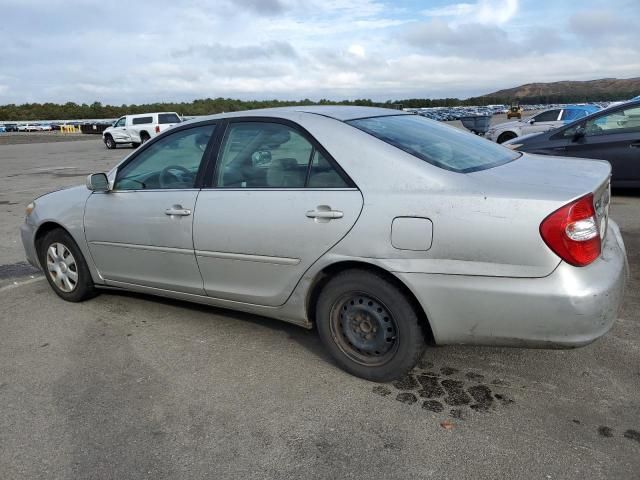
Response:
[[86, 173, 110, 192], [572, 126, 586, 142], [528, 118, 535, 124]]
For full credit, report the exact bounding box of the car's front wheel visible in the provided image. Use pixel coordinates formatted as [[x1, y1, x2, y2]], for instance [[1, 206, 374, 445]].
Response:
[[38, 228, 97, 302], [316, 270, 426, 382], [104, 135, 116, 149]]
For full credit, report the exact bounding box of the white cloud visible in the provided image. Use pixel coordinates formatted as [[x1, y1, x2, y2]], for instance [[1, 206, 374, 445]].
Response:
[[348, 44, 366, 58], [0, 0, 638, 105], [422, 0, 519, 26]]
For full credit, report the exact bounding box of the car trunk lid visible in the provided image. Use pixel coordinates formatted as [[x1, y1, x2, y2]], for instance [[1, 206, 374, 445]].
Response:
[[469, 152, 611, 243]]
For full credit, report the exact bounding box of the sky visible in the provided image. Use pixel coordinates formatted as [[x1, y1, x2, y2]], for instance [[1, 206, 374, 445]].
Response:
[[0, 0, 638, 105]]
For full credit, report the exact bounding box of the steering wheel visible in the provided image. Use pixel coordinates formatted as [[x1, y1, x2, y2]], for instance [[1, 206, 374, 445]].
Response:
[[159, 165, 193, 188]]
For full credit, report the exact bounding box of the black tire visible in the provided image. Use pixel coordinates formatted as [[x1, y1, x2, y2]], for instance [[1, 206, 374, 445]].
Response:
[[497, 131, 517, 144], [131, 142, 141, 148], [104, 135, 116, 149], [38, 228, 97, 302], [316, 269, 426, 382], [140, 132, 150, 144]]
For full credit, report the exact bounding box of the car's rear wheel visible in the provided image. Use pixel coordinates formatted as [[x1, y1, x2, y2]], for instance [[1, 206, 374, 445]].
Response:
[[104, 135, 116, 149], [38, 229, 97, 302], [497, 131, 517, 144], [131, 142, 140, 148], [316, 270, 426, 382], [140, 132, 150, 144]]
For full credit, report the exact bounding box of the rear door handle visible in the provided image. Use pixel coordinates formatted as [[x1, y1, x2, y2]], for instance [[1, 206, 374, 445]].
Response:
[[165, 205, 192, 216], [630, 141, 640, 148], [306, 207, 343, 220]]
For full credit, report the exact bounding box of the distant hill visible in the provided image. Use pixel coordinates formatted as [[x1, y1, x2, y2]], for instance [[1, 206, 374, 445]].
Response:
[[480, 77, 640, 103]]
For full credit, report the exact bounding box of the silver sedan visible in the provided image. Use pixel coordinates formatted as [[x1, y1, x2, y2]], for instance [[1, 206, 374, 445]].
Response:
[[20, 106, 628, 381]]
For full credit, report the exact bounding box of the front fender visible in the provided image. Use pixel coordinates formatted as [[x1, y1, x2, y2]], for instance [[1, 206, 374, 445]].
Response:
[[27, 186, 105, 284]]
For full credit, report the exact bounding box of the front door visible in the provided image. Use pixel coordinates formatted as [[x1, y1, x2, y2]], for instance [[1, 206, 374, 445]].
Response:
[[110, 116, 131, 143], [84, 124, 216, 294], [562, 104, 640, 184], [193, 120, 363, 306], [524, 109, 561, 135]]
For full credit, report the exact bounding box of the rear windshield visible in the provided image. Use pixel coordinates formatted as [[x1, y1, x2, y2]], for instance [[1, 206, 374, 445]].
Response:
[[347, 115, 520, 173], [158, 113, 181, 124]]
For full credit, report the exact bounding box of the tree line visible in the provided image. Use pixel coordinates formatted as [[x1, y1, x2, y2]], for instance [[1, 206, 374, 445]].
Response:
[[0, 91, 636, 121]]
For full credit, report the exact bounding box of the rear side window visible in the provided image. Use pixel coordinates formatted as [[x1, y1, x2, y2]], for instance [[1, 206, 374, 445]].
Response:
[[158, 113, 181, 124], [532, 110, 561, 122], [561, 109, 586, 121], [216, 122, 349, 188], [347, 115, 519, 173], [132, 116, 153, 125]]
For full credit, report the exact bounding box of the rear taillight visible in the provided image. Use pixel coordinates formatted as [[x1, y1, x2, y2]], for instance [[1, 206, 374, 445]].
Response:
[[539, 193, 601, 267], [155, 125, 160, 133]]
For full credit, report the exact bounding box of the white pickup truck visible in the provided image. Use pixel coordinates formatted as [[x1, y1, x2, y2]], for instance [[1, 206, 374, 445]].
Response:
[[102, 112, 181, 149]]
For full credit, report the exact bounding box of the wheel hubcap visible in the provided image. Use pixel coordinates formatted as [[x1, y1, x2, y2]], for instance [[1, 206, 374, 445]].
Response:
[[331, 293, 398, 366], [46, 242, 78, 293]]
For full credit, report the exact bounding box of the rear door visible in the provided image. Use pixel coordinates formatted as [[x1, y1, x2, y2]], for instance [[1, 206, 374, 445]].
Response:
[[193, 118, 363, 306]]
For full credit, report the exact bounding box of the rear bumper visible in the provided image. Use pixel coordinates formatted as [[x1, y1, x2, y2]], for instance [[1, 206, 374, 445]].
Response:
[[395, 220, 628, 347]]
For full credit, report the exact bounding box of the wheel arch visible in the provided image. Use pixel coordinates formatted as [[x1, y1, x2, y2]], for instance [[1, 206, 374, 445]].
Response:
[[305, 260, 435, 344], [497, 130, 518, 143], [34, 221, 72, 258]]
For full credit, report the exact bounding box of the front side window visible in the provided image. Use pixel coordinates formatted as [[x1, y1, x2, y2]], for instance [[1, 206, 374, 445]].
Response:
[[114, 117, 126, 127], [347, 115, 519, 173], [115, 125, 215, 190], [584, 106, 640, 136], [532, 110, 561, 122], [216, 122, 348, 188]]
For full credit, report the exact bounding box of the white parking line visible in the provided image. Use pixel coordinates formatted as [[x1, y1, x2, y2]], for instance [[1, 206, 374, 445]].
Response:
[[0, 276, 45, 292]]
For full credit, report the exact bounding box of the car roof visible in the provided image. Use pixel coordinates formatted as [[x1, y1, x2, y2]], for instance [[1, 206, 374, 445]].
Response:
[[197, 105, 410, 123]]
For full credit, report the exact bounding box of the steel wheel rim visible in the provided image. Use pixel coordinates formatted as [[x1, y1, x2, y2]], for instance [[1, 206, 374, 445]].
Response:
[[329, 292, 399, 367], [46, 242, 78, 293]]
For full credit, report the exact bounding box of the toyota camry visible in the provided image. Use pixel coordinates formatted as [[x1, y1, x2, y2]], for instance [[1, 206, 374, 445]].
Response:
[[21, 106, 628, 381]]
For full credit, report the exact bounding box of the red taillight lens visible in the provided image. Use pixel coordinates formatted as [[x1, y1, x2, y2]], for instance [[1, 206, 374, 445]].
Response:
[[539, 193, 601, 267], [155, 125, 160, 133]]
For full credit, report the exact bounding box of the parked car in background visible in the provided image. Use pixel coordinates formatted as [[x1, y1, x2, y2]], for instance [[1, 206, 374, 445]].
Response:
[[505, 100, 640, 187], [39, 124, 52, 131], [486, 105, 601, 143], [102, 112, 181, 149], [0, 125, 6, 133], [20, 106, 627, 381], [4, 123, 18, 132]]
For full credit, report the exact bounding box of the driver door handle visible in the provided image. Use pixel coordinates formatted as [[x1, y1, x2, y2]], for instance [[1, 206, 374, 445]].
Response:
[[630, 141, 640, 148], [165, 205, 192, 216]]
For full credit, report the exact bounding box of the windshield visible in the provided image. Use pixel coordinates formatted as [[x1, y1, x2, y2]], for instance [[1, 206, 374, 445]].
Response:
[[347, 115, 520, 173]]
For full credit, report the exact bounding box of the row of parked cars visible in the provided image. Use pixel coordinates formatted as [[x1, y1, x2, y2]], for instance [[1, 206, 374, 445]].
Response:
[[0, 123, 54, 132], [0, 120, 116, 133]]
